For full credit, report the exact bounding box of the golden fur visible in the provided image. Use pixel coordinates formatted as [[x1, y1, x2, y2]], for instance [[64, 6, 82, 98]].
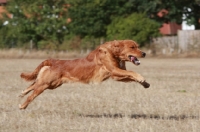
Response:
[[19, 40, 150, 109]]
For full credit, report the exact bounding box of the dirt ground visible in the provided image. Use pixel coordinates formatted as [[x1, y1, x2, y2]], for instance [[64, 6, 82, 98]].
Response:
[[0, 58, 200, 132]]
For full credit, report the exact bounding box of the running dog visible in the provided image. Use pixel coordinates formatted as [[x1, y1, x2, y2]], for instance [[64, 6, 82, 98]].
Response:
[[19, 40, 150, 109]]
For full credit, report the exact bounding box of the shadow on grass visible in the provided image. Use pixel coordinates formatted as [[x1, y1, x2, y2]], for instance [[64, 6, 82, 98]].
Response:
[[79, 113, 199, 120]]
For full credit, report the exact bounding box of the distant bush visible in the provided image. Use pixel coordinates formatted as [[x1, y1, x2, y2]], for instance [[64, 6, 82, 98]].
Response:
[[106, 13, 161, 46]]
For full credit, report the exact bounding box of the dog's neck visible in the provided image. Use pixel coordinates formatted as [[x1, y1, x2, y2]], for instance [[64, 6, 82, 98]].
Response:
[[119, 60, 126, 70]]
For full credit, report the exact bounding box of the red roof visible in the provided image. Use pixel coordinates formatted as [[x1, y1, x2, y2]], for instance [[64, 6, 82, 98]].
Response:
[[159, 22, 182, 35]]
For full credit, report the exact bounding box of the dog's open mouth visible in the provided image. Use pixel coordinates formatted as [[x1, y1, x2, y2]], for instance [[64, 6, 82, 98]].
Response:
[[128, 55, 140, 65]]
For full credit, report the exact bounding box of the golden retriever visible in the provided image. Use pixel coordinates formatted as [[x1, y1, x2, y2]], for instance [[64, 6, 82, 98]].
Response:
[[19, 40, 150, 109]]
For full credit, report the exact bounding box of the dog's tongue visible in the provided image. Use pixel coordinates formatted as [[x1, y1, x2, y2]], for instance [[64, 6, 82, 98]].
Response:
[[131, 56, 140, 65]]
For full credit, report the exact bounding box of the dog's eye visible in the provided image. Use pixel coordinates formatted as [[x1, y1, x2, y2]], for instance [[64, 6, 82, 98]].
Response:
[[131, 47, 135, 49]]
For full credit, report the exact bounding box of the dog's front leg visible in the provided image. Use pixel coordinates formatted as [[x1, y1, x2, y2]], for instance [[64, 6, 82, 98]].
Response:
[[111, 68, 150, 88]]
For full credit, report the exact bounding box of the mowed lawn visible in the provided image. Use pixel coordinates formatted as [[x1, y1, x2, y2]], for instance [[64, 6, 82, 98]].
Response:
[[0, 58, 200, 132]]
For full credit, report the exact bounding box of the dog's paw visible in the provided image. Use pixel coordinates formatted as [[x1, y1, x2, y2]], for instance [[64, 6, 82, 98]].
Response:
[[19, 104, 24, 110], [18, 90, 24, 98], [140, 81, 150, 88]]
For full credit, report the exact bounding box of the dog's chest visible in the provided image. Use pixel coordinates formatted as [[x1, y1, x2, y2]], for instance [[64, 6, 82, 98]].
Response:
[[91, 66, 111, 83]]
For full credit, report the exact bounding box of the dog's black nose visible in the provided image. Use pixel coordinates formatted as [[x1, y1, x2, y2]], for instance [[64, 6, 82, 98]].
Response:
[[142, 52, 146, 57]]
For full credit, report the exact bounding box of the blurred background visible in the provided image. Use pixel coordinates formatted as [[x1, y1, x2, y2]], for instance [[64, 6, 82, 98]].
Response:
[[0, 0, 200, 58]]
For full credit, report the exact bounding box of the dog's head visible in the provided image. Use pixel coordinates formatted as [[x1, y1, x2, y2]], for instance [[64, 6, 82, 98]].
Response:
[[110, 40, 146, 65]]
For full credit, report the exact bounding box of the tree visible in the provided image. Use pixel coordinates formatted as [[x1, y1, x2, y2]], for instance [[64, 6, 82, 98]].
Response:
[[107, 13, 160, 46], [2, 0, 69, 49], [68, 0, 137, 38], [131, 0, 200, 29], [182, 0, 200, 29]]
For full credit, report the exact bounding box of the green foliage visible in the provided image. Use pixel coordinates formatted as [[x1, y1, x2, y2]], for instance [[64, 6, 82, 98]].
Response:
[[182, 0, 200, 29], [68, 0, 136, 38], [107, 13, 160, 46], [133, 0, 200, 29], [1, 0, 69, 49], [0, 19, 18, 48], [1, 0, 200, 50]]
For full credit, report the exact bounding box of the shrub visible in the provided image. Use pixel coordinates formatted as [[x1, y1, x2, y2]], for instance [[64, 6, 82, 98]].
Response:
[[106, 13, 161, 46]]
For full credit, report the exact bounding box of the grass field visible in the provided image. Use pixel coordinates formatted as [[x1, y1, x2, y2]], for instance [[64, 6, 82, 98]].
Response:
[[0, 58, 200, 132]]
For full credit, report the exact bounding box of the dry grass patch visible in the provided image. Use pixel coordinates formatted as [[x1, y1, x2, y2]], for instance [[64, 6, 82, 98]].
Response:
[[0, 49, 86, 59], [0, 58, 200, 132]]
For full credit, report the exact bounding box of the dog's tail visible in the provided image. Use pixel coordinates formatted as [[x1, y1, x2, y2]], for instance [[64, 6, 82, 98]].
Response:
[[20, 59, 53, 81]]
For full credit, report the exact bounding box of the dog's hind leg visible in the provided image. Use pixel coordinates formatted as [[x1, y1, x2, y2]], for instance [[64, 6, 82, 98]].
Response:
[[19, 80, 63, 109], [19, 65, 64, 109], [19, 82, 36, 98], [19, 83, 47, 109]]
